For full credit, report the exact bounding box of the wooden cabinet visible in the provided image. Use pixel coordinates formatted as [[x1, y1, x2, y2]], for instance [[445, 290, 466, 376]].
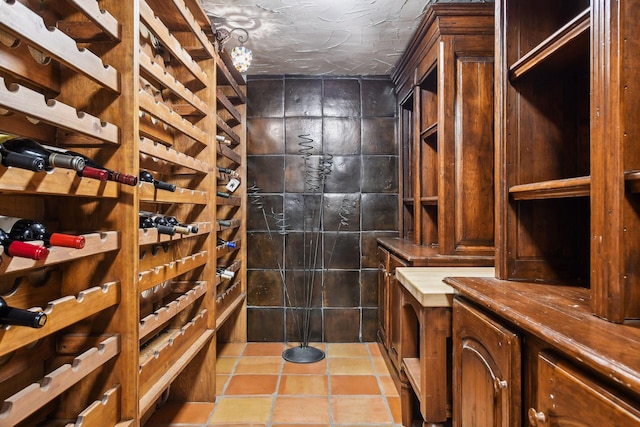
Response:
[[0, 1, 245, 425], [495, 0, 640, 324], [452, 299, 521, 427], [377, 245, 408, 371], [393, 3, 495, 259], [531, 352, 640, 426], [446, 279, 640, 427]]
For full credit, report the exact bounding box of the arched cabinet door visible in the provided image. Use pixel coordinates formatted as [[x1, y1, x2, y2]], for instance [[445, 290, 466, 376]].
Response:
[[453, 298, 521, 427], [529, 352, 640, 427]]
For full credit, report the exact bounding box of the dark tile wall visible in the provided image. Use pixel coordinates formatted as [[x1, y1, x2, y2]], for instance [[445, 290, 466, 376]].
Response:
[[246, 76, 399, 342]]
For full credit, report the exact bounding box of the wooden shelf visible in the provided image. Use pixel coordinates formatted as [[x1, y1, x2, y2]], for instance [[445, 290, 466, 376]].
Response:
[[139, 181, 208, 204], [625, 170, 640, 193], [0, 0, 119, 92], [139, 281, 207, 341], [138, 251, 208, 293], [509, 8, 590, 81], [216, 116, 241, 145], [139, 137, 210, 174], [0, 167, 119, 197], [0, 77, 119, 144], [139, 51, 208, 116], [64, 0, 120, 40], [138, 89, 208, 145], [217, 89, 242, 127], [215, 285, 245, 330], [215, 53, 246, 103], [0, 231, 119, 275], [509, 176, 590, 200], [402, 357, 422, 398], [420, 122, 438, 140], [216, 218, 241, 231], [145, 0, 214, 59], [216, 142, 242, 164], [216, 239, 241, 257], [138, 310, 213, 415], [139, 0, 208, 87], [419, 196, 438, 205], [217, 195, 242, 206], [0, 336, 120, 426], [68, 385, 121, 427]]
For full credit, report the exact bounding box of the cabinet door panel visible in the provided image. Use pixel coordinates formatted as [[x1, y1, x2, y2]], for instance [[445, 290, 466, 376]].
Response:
[[377, 246, 390, 348], [389, 254, 408, 370], [453, 299, 521, 427], [534, 352, 640, 427]]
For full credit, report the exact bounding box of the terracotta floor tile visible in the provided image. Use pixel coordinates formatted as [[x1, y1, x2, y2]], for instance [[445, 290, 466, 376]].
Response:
[[328, 357, 376, 375], [234, 356, 283, 374], [326, 343, 370, 358], [367, 342, 383, 357], [272, 396, 331, 424], [225, 374, 279, 395], [330, 375, 381, 395], [372, 357, 391, 375], [216, 356, 239, 374], [331, 396, 393, 424], [386, 396, 402, 423], [278, 374, 329, 395], [245, 342, 286, 356], [282, 358, 327, 375], [148, 401, 216, 424], [216, 374, 229, 395], [217, 342, 247, 357], [210, 396, 274, 423], [378, 375, 400, 397]]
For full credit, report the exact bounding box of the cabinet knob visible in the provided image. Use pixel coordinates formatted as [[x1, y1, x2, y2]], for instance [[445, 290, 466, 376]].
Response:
[[493, 378, 508, 391], [527, 408, 546, 426]]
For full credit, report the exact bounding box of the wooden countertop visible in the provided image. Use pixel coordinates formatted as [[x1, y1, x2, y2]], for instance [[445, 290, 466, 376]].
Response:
[[377, 237, 494, 266], [445, 276, 640, 399], [396, 267, 495, 307]]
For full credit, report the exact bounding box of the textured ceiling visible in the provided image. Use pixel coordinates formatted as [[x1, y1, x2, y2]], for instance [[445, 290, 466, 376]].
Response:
[[199, 0, 432, 76]]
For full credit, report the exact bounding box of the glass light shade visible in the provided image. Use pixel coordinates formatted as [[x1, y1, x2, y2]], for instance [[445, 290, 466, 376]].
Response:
[[231, 45, 253, 73]]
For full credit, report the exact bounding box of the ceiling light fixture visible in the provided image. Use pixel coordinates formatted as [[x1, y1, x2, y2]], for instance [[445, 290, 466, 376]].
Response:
[[215, 27, 253, 73]]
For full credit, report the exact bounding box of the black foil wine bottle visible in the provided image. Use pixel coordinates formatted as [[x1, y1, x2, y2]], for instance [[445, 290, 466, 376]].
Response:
[[0, 297, 47, 328], [2, 137, 85, 172], [139, 212, 175, 236], [0, 144, 45, 172], [140, 170, 176, 192]]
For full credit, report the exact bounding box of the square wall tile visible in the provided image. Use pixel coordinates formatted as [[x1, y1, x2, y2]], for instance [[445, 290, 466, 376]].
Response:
[[285, 117, 323, 154], [247, 269, 284, 306], [323, 270, 360, 307], [323, 79, 361, 117], [324, 308, 360, 342], [362, 79, 396, 117], [247, 118, 285, 154], [247, 79, 284, 118], [285, 78, 323, 117], [247, 308, 285, 341], [361, 194, 398, 231], [323, 117, 361, 155], [362, 117, 397, 155], [247, 155, 284, 193], [361, 156, 398, 193]]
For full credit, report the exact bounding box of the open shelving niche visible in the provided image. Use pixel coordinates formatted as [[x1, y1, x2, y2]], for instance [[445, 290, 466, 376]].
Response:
[[0, 0, 247, 425]]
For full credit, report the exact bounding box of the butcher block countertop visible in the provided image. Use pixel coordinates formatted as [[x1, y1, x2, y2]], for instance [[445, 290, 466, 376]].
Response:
[[395, 267, 495, 307]]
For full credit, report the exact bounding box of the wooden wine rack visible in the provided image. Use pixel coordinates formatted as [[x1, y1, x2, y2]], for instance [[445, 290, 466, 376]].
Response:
[[0, 0, 247, 425]]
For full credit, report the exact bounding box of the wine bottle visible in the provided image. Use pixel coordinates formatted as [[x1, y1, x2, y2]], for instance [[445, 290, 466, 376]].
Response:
[[139, 213, 175, 236], [216, 267, 235, 280], [0, 146, 45, 172], [139, 211, 195, 235], [217, 219, 232, 227], [0, 228, 48, 260], [217, 191, 231, 198], [217, 238, 237, 249], [0, 297, 47, 328], [140, 170, 176, 192], [215, 135, 232, 146], [0, 216, 85, 249], [2, 137, 85, 172], [42, 145, 136, 186], [217, 166, 240, 178]]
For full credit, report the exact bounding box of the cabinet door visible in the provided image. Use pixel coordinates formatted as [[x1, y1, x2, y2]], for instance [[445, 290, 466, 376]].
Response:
[[388, 253, 409, 370], [529, 352, 640, 427], [378, 246, 391, 348], [453, 299, 521, 427]]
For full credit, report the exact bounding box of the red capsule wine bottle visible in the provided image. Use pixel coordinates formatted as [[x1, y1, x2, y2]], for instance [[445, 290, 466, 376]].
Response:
[[0, 144, 45, 172], [0, 228, 48, 260], [139, 170, 176, 192], [2, 137, 85, 172], [0, 297, 47, 328], [0, 215, 85, 249], [42, 145, 135, 185], [139, 213, 175, 236]]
